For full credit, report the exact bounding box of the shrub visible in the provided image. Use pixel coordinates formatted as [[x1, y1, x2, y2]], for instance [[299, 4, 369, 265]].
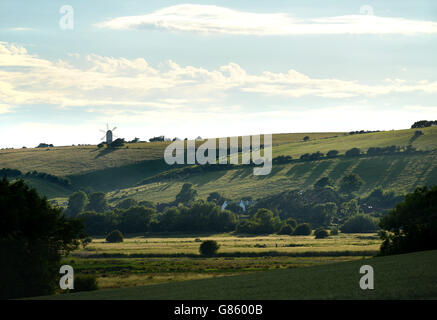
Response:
[[293, 223, 312, 236], [73, 274, 98, 292], [341, 214, 379, 233], [105, 230, 124, 243], [199, 240, 219, 257], [278, 224, 294, 235], [314, 228, 329, 239]]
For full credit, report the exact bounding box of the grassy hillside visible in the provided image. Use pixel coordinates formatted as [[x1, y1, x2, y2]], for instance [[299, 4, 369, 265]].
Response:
[[107, 151, 437, 203], [0, 132, 341, 177], [37, 250, 437, 299], [2, 127, 436, 201]]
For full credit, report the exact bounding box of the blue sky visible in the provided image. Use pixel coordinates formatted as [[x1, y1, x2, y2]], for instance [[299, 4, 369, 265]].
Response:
[[0, 0, 436, 147]]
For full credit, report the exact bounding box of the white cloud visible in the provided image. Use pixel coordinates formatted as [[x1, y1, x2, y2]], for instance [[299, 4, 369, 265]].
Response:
[[95, 4, 437, 35], [1, 41, 437, 114]]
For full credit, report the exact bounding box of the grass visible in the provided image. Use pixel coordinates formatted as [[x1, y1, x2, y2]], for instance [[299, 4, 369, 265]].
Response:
[[62, 233, 379, 290], [75, 233, 381, 256], [2, 127, 436, 201], [105, 151, 437, 203], [37, 250, 437, 299]]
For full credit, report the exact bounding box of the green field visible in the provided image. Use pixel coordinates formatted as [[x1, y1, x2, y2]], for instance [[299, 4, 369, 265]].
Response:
[[37, 250, 437, 299], [65, 233, 378, 290], [3, 127, 433, 203]]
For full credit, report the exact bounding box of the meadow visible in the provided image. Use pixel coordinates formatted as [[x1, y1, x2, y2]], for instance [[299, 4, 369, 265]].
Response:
[[66, 233, 379, 290], [44, 250, 437, 299]]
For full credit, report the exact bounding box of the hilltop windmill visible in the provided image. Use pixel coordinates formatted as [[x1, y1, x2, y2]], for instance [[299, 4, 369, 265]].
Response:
[[100, 124, 117, 144]]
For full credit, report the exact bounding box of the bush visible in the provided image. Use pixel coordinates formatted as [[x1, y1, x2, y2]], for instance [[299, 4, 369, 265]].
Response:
[[314, 228, 329, 239], [341, 214, 379, 233], [73, 274, 98, 292], [105, 230, 124, 243], [293, 223, 312, 236], [199, 240, 219, 257], [278, 224, 294, 235]]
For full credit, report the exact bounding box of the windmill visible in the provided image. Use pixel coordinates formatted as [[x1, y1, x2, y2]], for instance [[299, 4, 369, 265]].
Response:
[[100, 124, 117, 144]]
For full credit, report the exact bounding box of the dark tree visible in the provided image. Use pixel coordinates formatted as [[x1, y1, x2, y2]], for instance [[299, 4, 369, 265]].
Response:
[[314, 177, 333, 189], [294, 223, 312, 235], [314, 228, 329, 239], [116, 198, 138, 210], [379, 186, 437, 255], [85, 192, 108, 213], [175, 183, 197, 205], [109, 138, 125, 148], [326, 150, 339, 157], [199, 240, 220, 257], [278, 224, 294, 235], [0, 178, 85, 299], [66, 190, 88, 217], [345, 147, 361, 157], [339, 173, 364, 194], [340, 214, 379, 233], [207, 192, 225, 204], [106, 230, 124, 243]]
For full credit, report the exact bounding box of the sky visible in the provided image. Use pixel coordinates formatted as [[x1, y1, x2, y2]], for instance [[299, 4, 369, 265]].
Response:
[[0, 0, 437, 148]]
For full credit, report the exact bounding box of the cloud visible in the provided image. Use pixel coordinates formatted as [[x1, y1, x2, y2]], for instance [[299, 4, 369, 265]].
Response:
[[1, 41, 437, 115], [0, 103, 13, 114], [95, 4, 437, 35]]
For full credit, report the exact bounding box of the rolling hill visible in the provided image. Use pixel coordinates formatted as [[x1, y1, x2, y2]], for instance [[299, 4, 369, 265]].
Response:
[[1, 127, 437, 203]]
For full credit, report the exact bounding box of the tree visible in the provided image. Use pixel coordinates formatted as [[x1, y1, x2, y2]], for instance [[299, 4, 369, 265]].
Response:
[[278, 224, 294, 235], [106, 230, 124, 243], [109, 138, 125, 148], [303, 136, 310, 142], [116, 198, 138, 210], [294, 223, 312, 235], [85, 192, 108, 213], [314, 228, 329, 239], [326, 150, 339, 158], [78, 211, 108, 236], [379, 186, 437, 255], [66, 190, 88, 217], [199, 240, 219, 257], [340, 214, 379, 233], [207, 192, 225, 204], [285, 218, 297, 229], [119, 206, 155, 234], [175, 183, 197, 205], [314, 177, 333, 189], [339, 173, 363, 194], [338, 199, 360, 223], [310, 202, 337, 226], [345, 148, 361, 157], [0, 178, 85, 299]]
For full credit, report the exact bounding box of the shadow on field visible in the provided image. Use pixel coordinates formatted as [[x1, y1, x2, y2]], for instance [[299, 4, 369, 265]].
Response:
[[94, 147, 118, 159]]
